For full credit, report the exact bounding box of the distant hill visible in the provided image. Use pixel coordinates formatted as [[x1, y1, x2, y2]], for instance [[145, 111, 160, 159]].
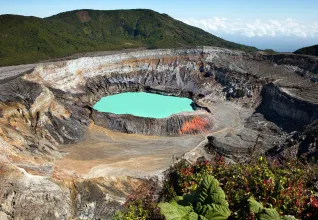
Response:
[[0, 9, 257, 66], [294, 45, 318, 56]]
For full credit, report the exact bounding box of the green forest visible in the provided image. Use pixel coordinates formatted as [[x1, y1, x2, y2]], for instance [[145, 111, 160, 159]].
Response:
[[0, 9, 257, 66]]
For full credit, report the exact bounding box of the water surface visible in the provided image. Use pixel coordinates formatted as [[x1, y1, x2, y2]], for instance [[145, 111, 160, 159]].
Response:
[[93, 92, 194, 118]]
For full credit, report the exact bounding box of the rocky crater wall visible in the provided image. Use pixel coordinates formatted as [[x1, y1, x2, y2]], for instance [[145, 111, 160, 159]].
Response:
[[0, 47, 317, 152], [0, 47, 317, 151], [257, 83, 318, 131], [0, 47, 318, 219], [92, 110, 213, 136]]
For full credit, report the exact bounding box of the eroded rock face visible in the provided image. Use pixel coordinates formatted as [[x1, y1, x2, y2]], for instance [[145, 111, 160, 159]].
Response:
[[0, 163, 73, 220], [0, 47, 318, 219], [0, 162, 156, 220], [92, 110, 213, 136], [257, 83, 318, 132]]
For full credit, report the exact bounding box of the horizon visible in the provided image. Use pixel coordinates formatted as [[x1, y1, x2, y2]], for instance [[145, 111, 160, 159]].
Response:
[[1, 0, 317, 52]]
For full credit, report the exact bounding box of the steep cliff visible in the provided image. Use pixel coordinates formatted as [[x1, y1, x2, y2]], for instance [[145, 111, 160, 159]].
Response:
[[257, 83, 318, 131]]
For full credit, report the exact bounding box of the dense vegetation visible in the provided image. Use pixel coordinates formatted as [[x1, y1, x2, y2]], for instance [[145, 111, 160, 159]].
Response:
[[114, 155, 318, 219], [294, 45, 318, 56], [0, 9, 257, 66]]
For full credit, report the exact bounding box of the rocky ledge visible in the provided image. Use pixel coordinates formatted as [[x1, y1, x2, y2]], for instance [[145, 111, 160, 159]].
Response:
[[92, 110, 214, 136], [0, 47, 317, 219]]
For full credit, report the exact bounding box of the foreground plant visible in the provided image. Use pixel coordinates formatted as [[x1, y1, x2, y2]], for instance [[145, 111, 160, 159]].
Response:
[[158, 175, 231, 220]]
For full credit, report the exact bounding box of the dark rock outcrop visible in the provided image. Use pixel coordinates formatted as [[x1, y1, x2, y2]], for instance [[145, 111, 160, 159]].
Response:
[[267, 120, 318, 161]]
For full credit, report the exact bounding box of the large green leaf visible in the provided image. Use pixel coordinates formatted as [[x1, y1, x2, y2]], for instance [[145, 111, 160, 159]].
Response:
[[158, 202, 198, 220], [204, 204, 232, 220], [193, 175, 231, 220], [160, 175, 231, 220], [199, 215, 208, 220], [257, 208, 280, 220], [281, 215, 297, 220], [248, 197, 264, 214]]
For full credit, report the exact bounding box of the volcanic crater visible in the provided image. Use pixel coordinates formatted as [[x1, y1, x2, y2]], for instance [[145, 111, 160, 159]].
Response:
[[0, 47, 318, 219]]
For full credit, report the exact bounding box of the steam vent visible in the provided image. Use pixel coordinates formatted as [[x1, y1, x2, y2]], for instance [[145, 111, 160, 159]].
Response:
[[0, 47, 318, 219]]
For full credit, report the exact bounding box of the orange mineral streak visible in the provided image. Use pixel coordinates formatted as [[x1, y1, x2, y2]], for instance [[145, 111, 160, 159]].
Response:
[[178, 116, 210, 135]]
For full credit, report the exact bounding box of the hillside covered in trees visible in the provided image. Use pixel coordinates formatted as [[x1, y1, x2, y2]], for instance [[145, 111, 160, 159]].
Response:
[[0, 9, 257, 66]]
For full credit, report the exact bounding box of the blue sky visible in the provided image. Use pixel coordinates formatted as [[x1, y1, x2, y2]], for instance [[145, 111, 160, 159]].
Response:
[[1, 0, 317, 52]]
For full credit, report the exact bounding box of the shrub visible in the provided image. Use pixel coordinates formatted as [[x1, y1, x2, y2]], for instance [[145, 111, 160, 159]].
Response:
[[161, 155, 318, 219], [112, 185, 164, 220], [115, 155, 318, 219], [248, 197, 297, 220]]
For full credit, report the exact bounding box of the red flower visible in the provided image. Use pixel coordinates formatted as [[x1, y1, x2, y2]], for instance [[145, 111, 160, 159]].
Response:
[[269, 178, 273, 184], [310, 196, 318, 208], [263, 178, 273, 186], [296, 199, 300, 206]]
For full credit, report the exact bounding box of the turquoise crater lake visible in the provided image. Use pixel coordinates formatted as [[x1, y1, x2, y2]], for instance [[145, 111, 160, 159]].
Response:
[[93, 92, 194, 118]]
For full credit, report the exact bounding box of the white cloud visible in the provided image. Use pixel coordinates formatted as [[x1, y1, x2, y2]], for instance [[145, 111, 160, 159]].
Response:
[[182, 17, 318, 38]]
